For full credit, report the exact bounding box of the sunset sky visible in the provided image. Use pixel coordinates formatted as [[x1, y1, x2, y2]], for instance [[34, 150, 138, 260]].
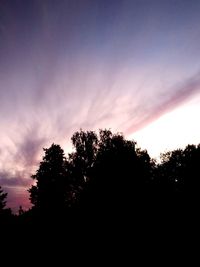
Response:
[[0, 0, 200, 212]]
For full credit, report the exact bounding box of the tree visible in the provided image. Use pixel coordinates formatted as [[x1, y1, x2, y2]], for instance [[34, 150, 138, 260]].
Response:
[[0, 186, 7, 212], [67, 130, 98, 205], [70, 130, 98, 178], [157, 144, 200, 199], [0, 186, 12, 222], [18, 205, 24, 216], [28, 144, 69, 214], [79, 129, 154, 213]]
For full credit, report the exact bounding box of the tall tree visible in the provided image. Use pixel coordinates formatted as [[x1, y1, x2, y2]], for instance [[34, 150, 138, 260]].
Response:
[[29, 144, 68, 214], [80, 129, 154, 212], [0, 186, 12, 222], [67, 130, 98, 203], [0, 186, 8, 212]]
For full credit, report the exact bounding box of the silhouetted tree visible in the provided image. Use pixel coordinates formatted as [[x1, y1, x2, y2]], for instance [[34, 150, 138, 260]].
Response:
[[79, 129, 154, 214], [67, 130, 98, 205], [25, 127, 199, 226], [28, 144, 69, 214], [0, 186, 7, 212], [18, 205, 24, 216], [0, 186, 12, 223], [157, 144, 200, 201], [157, 149, 184, 194]]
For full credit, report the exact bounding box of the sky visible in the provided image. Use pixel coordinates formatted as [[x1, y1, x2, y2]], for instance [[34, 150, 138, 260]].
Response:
[[0, 0, 200, 212]]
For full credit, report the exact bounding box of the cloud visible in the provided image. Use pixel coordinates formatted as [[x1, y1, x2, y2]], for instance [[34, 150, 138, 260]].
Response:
[[0, 170, 31, 187], [0, 125, 49, 211], [13, 125, 48, 168], [125, 72, 200, 134]]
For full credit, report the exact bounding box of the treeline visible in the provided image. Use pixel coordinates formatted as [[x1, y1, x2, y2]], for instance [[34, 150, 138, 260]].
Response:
[[0, 129, 200, 225]]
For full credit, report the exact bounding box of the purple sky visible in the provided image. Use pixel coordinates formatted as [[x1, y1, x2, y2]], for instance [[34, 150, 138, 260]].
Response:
[[0, 0, 200, 212]]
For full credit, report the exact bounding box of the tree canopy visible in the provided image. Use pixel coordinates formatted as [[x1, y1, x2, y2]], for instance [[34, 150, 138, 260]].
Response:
[[0, 129, 199, 227], [28, 144, 68, 214]]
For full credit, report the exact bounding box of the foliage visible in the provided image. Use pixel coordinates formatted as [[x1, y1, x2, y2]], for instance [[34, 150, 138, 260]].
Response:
[[0, 129, 199, 225], [28, 144, 68, 213], [0, 186, 8, 212]]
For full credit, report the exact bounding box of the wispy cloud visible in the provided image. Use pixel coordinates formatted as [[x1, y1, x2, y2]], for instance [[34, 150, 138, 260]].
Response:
[[125, 72, 200, 134], [0, 171, 31, 187], [13, 125, 47, 168], [0, 126, 48, 211]]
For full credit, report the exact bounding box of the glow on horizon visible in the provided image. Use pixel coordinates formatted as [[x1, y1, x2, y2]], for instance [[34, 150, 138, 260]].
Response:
[[129, 94, 200, 159]]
